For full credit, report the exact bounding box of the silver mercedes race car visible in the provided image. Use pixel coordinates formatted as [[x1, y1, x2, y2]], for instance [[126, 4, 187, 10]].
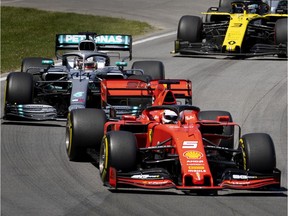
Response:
[[4, 32, 165, 120]]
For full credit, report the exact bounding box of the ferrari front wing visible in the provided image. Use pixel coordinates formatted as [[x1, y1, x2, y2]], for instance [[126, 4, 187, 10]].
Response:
[[106, 167, 281, 191]]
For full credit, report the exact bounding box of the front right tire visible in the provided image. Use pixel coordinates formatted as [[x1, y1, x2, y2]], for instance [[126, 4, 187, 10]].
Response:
[[239, 133, 276, 173]]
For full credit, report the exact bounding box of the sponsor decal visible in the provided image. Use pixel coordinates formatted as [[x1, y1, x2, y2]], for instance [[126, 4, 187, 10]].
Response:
[[59, 35, 87, 44], [233, 23, 242, 27], [228, 41, 236, 45], [142, 180, 170, 185], [187, 160, 204, 163], [232, 175, 258, 180], [183, 151, 203, 159], [187, 163, 204, 166], [72, 98, 85, 103], [188, 166, 205, 170], [96, 35, 126, 44], [58, 34, 129, 45], [188, 169, 206, 173], [131, 174, 160, 179], [73, 92, 84, 97], [182, 141, 198, 149]]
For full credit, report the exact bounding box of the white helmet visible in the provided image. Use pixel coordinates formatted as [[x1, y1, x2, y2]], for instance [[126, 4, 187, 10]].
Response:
[[162, 109, 178, 124]]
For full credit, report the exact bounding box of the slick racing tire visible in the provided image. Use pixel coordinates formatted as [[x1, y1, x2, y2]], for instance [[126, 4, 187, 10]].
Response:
[[21, 57, 53, 81], [177, 15, 202, 43], [275, 18, 287, 58], [132, 60, 165, 80], [99, 131, 137, 186], [219, 0, 240, 11], [5, 72, 33, 105], [128, 74, 152, 83], [239, 133, 276, 173], [198, 110, 234, 150], [66, 108, 107, 161]]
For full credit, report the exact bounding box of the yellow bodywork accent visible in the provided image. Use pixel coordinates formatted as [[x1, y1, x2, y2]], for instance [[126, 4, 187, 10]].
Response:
[[239, 138, 247, 170], [101, 136, 109, 182]]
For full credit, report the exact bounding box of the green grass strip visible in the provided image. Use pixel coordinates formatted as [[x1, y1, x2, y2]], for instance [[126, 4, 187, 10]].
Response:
[[1, 6, 154, 73]]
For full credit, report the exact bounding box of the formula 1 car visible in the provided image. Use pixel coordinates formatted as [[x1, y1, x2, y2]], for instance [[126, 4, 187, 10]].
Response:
[[173, 0, 288, 58], [4, 32, 165, 120], [66, 82, 281, 194], [66, 78, 193, 161]]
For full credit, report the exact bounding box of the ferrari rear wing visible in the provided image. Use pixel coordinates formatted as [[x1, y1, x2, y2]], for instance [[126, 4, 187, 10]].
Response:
[[55, 33, 132, 59], [101, 79, 192, 100], [101, 79, 193, 118]]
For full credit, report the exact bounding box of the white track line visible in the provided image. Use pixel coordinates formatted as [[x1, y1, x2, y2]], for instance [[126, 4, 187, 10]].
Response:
[[0, 31, 176, 82]]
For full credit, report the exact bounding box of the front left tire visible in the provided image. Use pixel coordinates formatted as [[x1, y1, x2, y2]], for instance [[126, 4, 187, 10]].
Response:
[[99, 131, 137, 186], [66, 108, 107, 161]]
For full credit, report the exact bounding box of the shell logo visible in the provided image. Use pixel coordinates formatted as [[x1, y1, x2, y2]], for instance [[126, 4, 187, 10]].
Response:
[[183, 151, 203, 159]]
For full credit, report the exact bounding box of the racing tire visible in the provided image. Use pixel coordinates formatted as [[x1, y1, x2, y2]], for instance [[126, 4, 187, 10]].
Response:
[[239, 133, 276, 174], [21, 57, 53, 81], [5, 72, 33, 105], [219, 0, 237, 11], [198, 110, 234, 150], [128, 74, 152, 83], [205, 8, 214, 23], [132, 60, 165, 80], [99, 131, 137, 186], [275, 18, 287, 58], [66, 108, 107, 161], [177, 15, 203, 43]]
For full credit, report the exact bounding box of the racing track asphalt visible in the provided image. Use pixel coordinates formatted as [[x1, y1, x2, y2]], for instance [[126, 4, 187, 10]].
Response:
[[1, 1, 287, 216]]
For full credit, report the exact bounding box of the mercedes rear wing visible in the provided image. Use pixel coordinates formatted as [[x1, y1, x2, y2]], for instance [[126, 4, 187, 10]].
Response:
[[55, 33, 132, 59]]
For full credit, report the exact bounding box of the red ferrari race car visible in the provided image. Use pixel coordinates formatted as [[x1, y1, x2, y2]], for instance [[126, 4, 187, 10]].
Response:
[[66, 79, 280, 194]]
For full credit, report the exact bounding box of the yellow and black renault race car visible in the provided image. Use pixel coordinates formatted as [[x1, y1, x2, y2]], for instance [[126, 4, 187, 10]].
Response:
[[173, 0, 287, 58]]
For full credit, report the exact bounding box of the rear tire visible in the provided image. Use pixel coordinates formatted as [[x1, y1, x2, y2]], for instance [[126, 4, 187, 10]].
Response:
[[177, 15, 202, 43], [21, 57, 53, 81], [275, 18, 287, 58], [239, 133, 276, 173], [219, 0, 237, 11], [132, 60, 165, 80], [198, 110, 234, 149], [99, 131, 137, 185], [66, 108, 107, 161]]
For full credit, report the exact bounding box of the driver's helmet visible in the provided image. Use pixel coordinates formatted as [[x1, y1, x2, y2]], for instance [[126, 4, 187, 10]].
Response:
[[161, 109, 178, 124], [232, 2, 245, 13], [247, 3, 259, 13], [76, 56, 107, 70], [84, 57, 97, 70]]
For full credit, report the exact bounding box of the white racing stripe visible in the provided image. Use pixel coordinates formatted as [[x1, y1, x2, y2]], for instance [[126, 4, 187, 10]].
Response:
[[133, 31, 176, 45], [0, 31, 176, 82]]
